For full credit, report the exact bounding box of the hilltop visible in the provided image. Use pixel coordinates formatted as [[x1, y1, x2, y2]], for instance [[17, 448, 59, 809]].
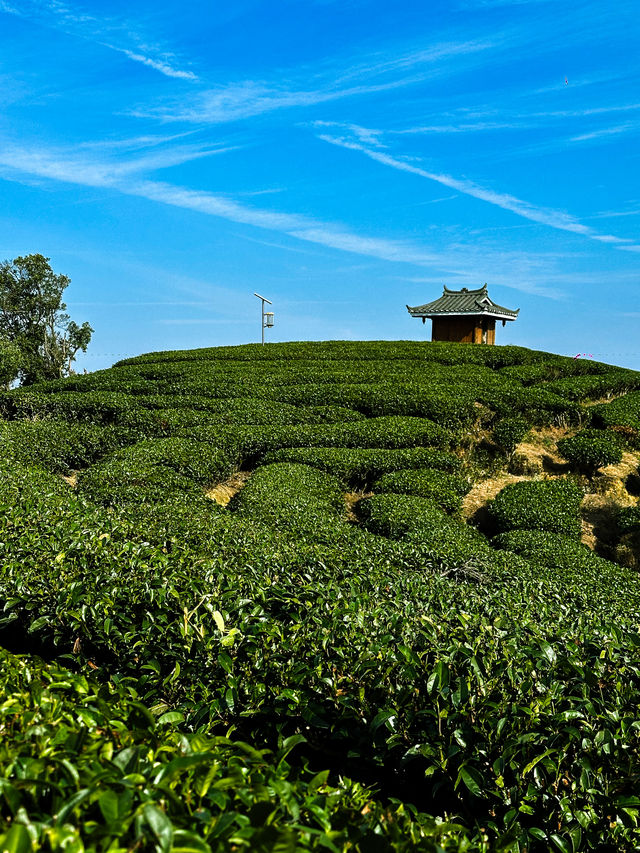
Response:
[[1, 340, 640, 851]]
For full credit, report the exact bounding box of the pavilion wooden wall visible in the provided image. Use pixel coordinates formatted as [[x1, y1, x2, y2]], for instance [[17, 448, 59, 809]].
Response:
[[431, 317, 496, 344]]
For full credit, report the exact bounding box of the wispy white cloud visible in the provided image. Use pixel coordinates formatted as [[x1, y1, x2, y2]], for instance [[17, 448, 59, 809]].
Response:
[[0, 0, 198, 80], [570, 123, 638, 143], [0, 139, 233, 185], [312, 121, 386, 147], [0, 140, 559, 295], [131, 38, 495, 124], [316, 132, 634, 247], [353, 102, 640, 141], [0, 142, 440, 267], [394, 121, 528, 134], [106, 46, 197, 81], [533, 102, 640, 119], [586, 207, 640, 220], [75, 132, 200, 151], [418, 194, 459, 205]]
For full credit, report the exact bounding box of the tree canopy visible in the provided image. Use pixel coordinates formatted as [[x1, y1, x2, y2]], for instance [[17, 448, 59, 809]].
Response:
[[0, 254, 93, 386]]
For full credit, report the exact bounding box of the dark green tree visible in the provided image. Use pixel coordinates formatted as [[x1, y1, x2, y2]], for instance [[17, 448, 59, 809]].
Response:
[[0, 254, 93, 384], [0, 339, 22, 389]]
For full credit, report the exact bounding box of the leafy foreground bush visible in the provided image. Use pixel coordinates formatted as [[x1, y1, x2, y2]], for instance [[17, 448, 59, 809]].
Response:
[[0, 649, 476, 852], [557, 428, 623, 477], [486, 477, 583, 538], [373, 468, 472, 513]]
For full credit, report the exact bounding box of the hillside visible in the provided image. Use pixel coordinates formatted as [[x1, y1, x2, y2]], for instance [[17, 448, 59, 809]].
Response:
[[1, 340, 640, 851]]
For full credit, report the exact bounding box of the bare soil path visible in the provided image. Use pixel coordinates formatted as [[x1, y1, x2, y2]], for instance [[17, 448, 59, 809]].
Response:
[[205, 471, 252, 506]]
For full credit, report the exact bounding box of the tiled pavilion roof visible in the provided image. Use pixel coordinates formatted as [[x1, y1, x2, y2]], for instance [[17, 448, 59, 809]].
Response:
[[407, 285, 519, 321]]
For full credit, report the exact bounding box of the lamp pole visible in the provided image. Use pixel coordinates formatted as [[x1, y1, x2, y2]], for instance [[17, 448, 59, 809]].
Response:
[[254, 292, 272, 345]]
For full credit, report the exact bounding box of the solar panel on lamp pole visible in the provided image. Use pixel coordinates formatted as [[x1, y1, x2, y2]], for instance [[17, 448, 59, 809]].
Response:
[[254, 293, 273, 345]]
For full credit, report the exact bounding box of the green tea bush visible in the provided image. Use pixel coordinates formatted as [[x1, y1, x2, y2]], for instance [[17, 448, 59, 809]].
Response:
[[492, 416, 530, 457], [518, 385, 584, 426], [589, 391, 640, 447], [262, 446, 461, 487], [358, 493, 492, 570], [0, 390, 140, 423], [268, 382, 478, 427], [492, 528, 618, 574], [615, 506, 640, 535], [0, 419, 127, 474], [373, 468, 471, 513], [498, 363, 566, 384], [486, 477, 583, 538], [313, 415, 452, 448], [230, 462, 351, 545], [546, 370, 640, 401], [77, 438, 237, 505], [557, 428, 623, 476]]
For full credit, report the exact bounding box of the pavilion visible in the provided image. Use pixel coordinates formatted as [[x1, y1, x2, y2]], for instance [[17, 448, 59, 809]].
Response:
[[407, 284, 519, 344]]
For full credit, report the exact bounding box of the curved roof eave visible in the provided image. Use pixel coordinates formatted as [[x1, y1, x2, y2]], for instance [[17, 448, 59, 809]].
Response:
[[407, 308, 519, 321]]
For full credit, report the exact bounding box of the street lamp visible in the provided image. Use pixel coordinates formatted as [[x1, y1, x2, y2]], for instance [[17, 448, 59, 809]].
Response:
[[254, 292, 274, 345]]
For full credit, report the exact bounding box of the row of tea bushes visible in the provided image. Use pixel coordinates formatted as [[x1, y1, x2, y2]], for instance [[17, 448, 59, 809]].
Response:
[[373, 468, 472, 514], [0, 390, 144, 423], [0, 419, 129, 475], [486, 478, 583, 538], [491, 528, 640, 620], [229, 463, 360, 548], [259, 381, 479, 428], [357, 493, 494, 572], [113, 339, 608, 369], [262, 446, 461, 488], [545, 370, 640, 401], [76, 438, 237, 506], [492, 529, 625, 576]]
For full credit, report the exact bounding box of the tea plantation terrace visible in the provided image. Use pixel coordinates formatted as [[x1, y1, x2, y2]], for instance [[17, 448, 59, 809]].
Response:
[[1, 340, 640, 851]]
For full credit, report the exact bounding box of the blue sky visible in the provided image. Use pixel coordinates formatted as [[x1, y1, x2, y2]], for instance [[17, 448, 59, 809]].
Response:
[[1, 0, 639, 371]]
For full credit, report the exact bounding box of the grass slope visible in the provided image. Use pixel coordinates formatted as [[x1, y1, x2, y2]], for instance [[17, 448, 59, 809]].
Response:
[[1, 340, 640, 852]]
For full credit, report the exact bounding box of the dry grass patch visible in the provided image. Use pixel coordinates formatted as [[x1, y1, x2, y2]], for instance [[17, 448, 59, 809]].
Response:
[[511, 427, 572, 473], [205, 471, 251, 506], [344, 490, 374, 522], [580, 451, 639, 552], [596, 451, 640, 488], [462, 473, 531, 521]]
